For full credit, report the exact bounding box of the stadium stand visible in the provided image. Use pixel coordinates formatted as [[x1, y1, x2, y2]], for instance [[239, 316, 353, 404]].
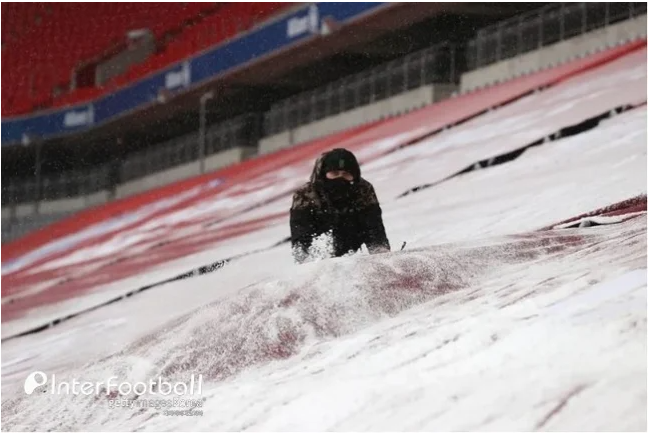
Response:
[[2, 39, 646, 315], [261, 2, 647, 152], [1, 2, 293, 116], [1, 2, 646, 244], [103, 3, 291, 92], [1, 5, 646, 431], [461, 2, 647, 91]]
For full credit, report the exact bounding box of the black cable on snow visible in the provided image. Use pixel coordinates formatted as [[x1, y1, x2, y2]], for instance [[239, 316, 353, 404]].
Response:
[[396, 103, 643, 199]]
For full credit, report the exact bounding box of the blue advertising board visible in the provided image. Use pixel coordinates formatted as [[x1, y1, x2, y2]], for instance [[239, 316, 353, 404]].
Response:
[[1, 2, 387, 145]]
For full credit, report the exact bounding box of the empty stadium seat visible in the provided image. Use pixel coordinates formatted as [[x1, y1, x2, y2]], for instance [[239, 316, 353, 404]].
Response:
[[106, 3, 292, 93], [2, 2, 293, 116]]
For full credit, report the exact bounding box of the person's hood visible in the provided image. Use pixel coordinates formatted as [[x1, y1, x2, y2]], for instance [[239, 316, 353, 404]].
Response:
[[309, 148, 361, 185]]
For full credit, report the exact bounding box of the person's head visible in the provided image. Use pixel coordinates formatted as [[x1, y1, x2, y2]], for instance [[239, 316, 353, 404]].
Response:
[[319, 148, 360, 182], [315, 148, 361, 204]]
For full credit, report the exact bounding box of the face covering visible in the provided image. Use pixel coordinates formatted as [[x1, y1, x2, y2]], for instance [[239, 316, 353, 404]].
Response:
[[322, 177, 354, 204]]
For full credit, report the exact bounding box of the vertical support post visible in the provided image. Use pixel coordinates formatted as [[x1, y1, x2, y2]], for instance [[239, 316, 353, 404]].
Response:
[[355, 77, 361, 107], [559, 2, 566, 41], [35, 139, 42, 213], [282, 100, 288, 132], [539, 10, 544, 48], [326, 84, 332, 115], [496, 23, 503, 61], [450, 44, 456, 83], [420, 50, 426, 87], [518, 15, 523, 55], [403, 57, 408, 92], [199, 91, 214, 175], [386, 64, 392, 98]]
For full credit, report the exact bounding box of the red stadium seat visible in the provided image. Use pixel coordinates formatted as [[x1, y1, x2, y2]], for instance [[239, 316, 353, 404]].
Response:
[[2, 3, 292, 117], [107, 3, 292, 93]]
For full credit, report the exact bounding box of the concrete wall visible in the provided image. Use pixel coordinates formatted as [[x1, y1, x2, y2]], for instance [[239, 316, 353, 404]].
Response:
[[2, 207, 12, 221], [85, 190, 111, 207], [461, 15, 647, 93], [3, 190, 111, 221], [2, 211, 75, 243], [116, 161, 202, 199], [115, 146, 256, 199], [15, 203, 37, 218], [258, 131, 293, 156], [2, 190, 110, 242], [38, 196, 86, 215], [37, 190, 110, 215], [204, 145, 257, 172], [258, 83, 458, 155]]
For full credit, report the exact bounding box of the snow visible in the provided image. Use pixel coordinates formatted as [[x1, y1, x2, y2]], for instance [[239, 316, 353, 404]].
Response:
[[2, 218, 646, 431], [2, 184, 209, 276], [1, 51, 646, 431]]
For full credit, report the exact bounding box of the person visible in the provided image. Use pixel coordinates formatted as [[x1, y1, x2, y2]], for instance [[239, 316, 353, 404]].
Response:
[[290, 148, 390, 264]]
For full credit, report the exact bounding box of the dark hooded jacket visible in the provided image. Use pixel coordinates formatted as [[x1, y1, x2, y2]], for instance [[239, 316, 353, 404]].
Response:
[[290, 148, 390, 264]]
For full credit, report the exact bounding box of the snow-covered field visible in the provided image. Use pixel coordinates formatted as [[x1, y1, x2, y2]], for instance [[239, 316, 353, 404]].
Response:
[[1, 47, 646, 431]]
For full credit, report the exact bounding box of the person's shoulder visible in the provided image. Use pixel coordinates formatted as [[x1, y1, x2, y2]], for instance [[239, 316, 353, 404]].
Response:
[[356, 178, 376, 191], [355, 178, 380, 207], [291, 182, 319, 210]]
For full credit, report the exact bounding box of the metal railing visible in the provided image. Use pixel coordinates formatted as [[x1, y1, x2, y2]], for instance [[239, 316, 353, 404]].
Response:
[[466, 2, 647, 71], [120, 113, 258, 182], [263, 42, 459, 136], [120, 133, 200, 183], [2, 167, 111, 205], [2, 113, 259, 207]]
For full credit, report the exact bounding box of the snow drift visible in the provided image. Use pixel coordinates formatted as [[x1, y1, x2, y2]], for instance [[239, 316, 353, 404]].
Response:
[[2, 213, 645, 431]]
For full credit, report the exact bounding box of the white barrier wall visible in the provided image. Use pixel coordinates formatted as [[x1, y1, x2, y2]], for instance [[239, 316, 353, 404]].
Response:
[[85, 190, 111, 207], [460, 15, 647, 93], [37, 190, 111, 215], [258, 131, 293, 156], [2, 190, 112, 242], [2, 207, 12, 221], [15, 203, 37, 218], [116, 161, 201, 199], [3, 190, 111, 220], [37, 196, 86, 215], [204, 145, 257, 172], [115, 146, 256, 199]]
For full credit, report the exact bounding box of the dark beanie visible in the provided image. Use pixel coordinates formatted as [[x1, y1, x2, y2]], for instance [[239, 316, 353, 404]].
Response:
[[320, 148, 361, 181]]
